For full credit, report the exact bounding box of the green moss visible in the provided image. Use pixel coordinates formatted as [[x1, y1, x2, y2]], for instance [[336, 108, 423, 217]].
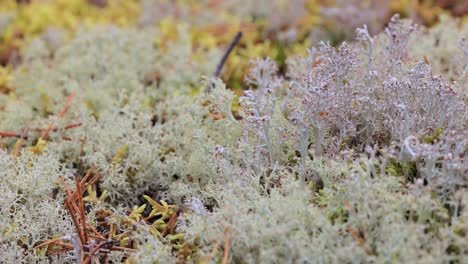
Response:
[[423, 128, 443, 144], [386, 158, 418, 182]]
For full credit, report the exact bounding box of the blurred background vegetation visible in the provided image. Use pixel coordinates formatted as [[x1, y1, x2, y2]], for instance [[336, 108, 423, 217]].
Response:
[[0, 0, 466, 92]]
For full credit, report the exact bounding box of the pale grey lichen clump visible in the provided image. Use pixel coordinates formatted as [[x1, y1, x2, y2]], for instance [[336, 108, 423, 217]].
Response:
[[0, 14, 466, 263]]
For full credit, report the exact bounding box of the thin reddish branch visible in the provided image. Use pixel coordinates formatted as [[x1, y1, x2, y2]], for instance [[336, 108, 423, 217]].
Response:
[[110, 246, 137, 253], [59, 177, 81, 214], [69, 172, 101, 202], [81, 173, 102, 196], [162, 211, 179, 236], [65, 199, 86, 247], [33, 237, 64, 250], [210, 231, 224, 260], [80, 167, 95, 187], [47, 248, 72, 256], [344, 200, 371, 253], [41, 92, 76, 139], [59, 176, 74, 197], [209, 227, 231, 262], [37, 122, 82, 132], [36, 170, 140, 260], [83, 241, 111, 264], [348, 226, 374, 255], [53, 241, 74, 249], [75, 176, 89, 243], [0, 131, 21, 138], [222, 227, 231, 264], [61, 136, 86, 142], [88, 224, 107, 241], [12, 125, 29, 158]]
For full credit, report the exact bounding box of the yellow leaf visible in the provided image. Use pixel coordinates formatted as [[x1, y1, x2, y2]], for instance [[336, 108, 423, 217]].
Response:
[[28, 138, 47, 155], [112, 144, 129, 164]]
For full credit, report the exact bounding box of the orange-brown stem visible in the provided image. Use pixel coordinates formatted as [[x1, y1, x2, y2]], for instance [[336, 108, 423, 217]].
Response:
[[41, 92, 77, 139], [37, 122, 82, 132], [69, 172, 100, 202], [12, 125, 29, 158], [162, 212, 179, 236], [348, 226, 373, 255], [209, 229, 225, 261], [59, 177, 81, 213], [47, 248, 72, 256], [83, 241, 109, 264], [88, 224, 106, 241], [111, 246, 137, 253], [0, 131, 21, 138], [53, 241, 74, 249], [65, 199, 86, 247], [76, 176, 89, 243], [80, 167, 95, 186], [33, 237, 64, 250], [81, 173, 102, 195], [222, 227, 231, 264]]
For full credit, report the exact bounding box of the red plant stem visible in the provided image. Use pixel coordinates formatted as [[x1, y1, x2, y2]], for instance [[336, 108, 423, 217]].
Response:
[[59, 177, 81, 212], [0, 131, 20, 138], [75, 176, 89, 243], [61, 136, 86, 142], [162, 212, 178, 236], [111, 246, 137, 253], [37, 122, 82, 132], [60, 176, 74, 198], [83, 241, 109, 264], [81, 173, 102, 195], [222, 227, 231, 264], [54, 241, 74, 249], [41, 92, 76, 139], [80, 167, 95, 186], [47, 248, 72, 256], [65, 199, 86, 247], [88, 224, 106, 241], [68, 172, 100, 202], [12, 125, 29, 158], [88, 234, 105, 240], [33, 237, 64, 250], [348, 226, 373, 255], [209, 230, 225, 261]]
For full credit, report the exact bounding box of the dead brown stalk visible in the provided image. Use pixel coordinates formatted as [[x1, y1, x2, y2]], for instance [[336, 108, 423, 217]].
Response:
[[208, 226, 231, 264], [33, 168, 135, 261]]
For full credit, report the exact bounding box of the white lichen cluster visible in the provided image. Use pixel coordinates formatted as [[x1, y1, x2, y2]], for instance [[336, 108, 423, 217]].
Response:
[[0, 13, 466, 263]]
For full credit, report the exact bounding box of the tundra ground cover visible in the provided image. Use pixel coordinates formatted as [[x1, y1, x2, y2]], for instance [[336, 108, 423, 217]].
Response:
[[0, 1, 467, 263]]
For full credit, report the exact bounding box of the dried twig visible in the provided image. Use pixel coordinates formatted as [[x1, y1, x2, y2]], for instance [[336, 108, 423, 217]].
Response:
[[83, 241, 111, 264], [205, 31, 243, 93], [34, 169, 151, 261], [222, 227, 231, 264], [0, 132, 22, 138], [33, 237, 65, 250], [344, 200, 373, 255], [65, 199, 86, 247], [348, 226, 374, 255], [37, 122, 82, 132], [214, 31, 243, 77], [76, 176, 89, 243], [162, 209, 181, 236], [209, 227, 231, 262], [1, 121, 82, 148]]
